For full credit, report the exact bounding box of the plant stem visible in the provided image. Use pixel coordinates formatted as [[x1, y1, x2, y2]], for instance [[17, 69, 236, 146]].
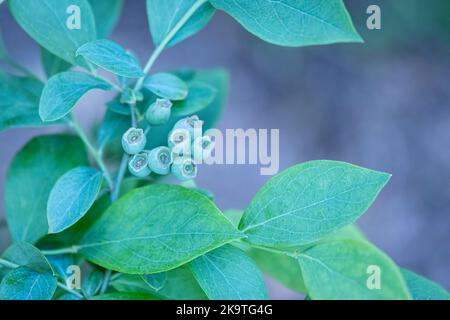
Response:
[[69, 115, 114, 190], [41, 246, 80, 256], [99, 269, 112, 294], [0, 258, 19, 269], [134, 0, 208, 91], [57, 282, 84, 299], [86, 60, 123, 92], [111, 154, 130, 202]]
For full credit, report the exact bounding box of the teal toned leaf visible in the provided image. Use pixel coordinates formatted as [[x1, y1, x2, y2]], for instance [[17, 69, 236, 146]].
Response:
[[106, 97, 131, 115], [224, 209, 244, 227], [147, 0, 215, 48], [41, 47, 72, 78], [9, 0, 96, 64], [172, 81, 216, 117], [97, 110, 130, 150], [76, 40, 144, 78], [142, 273, 167, 291], [47, 166, 103, 233], [191, 245, 268, 300], [39, 71, 111, 122], [0, 71, 49, 132], [88, 0, 124, 38], [209, 0, 362, 47], [82, 270, 104, 297], [401, 269, 450, 300], [90, 292, 159, 300], [2, 242, 53, 273], [111, 265, 207, 300], [5, 135, 88, 243], [298, 240, 411, 300], [239, 160, 391, 247], [79, 185, 242, 274], [143, 73, 188, 101], [0, 267, 57, 300]]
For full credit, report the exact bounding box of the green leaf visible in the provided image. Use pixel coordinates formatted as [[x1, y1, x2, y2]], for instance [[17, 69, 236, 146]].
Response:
[[76, 40, 144, 78], [172, 81, 217, 117], [147, 0, 215, 48], [88, 0, 123, 38], [90, 292, 159, 300], [0, 266, 57, 300], [2, 242, 53, 273], [79, 185, 243, 274], [97, 110, 130, 150], [40, 47, 72, 78], [111, 265, 207, 300], [106, 96, 131, 116], [239, 160, 391, 247], [5, 135, 88, 243], [8, 0, 96, 64], [401, 269, 450, 300], [39, 71, 111, 122], [209, 0, 362, 47], [82, 270, 104, 297], [191, 245, 268, 300], [143, 73, 188, 101], [142, 273, 167, 291], [298, 240, 411, 300], [0, 71, 49, 132], [47, 166, 103, 234]]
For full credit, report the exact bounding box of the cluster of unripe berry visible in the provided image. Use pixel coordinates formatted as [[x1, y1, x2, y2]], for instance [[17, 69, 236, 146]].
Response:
[[121, 98, 214, 181]]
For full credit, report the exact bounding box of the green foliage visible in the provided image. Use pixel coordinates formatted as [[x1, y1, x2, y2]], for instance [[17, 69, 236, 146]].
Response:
[[39, 71, 112, 122], [209, 0, 362, 47], [5, 135, 87, 243], [8, 0, 96, 64], [239, 160, 391, 247], [1, 0, 448, 301], [76, 40, 144, 78], [47, 167, 103, 233]]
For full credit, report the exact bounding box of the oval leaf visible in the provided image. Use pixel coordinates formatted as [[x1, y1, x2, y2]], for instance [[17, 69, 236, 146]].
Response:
[[147, 0, 215, 48], [79, 185, 243, 274], [239, 160, 391, 247], [76, 40, 144, 78], [39, 71, 111, 122], [9, 0, 96, 64], [298, 240, 411, 300], [0, 267, 57, 300], [191, 245, 268, 300], [401, 269, 450, 300], [209, 0, 362, 47], [172, 81, 217, 117], [143, 73, 188, 101], [2, 242, 53, 273], [47, 166, 103, 234], [41, 47, 72, 78], [90, 292, 159, 300], [6, 135, 88, 243]]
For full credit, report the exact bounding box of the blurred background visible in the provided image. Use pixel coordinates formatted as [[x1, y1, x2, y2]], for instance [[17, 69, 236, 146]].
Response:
[[0, 0, 449, 298]]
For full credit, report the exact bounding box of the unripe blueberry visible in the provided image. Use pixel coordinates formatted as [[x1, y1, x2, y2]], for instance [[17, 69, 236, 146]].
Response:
[[168, 128, 191, 157], [122, 127, 147, 155], [192, 135, 215, 162], [172, 157, 197, 181], [148, 146, 173, 175], [145, 98, 172, 125], [173, 115, 203, 140], [128, 152, 151, 178]]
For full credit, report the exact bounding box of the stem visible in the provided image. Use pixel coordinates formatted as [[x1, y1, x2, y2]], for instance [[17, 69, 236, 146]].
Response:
[[238, 242, 299, 258], [134, 0, 208, 90], [69, 115, 114, 190], [111, 154, 130, 202], [41, 246, 80, 256], [99, 269, 112, 294], [0, 258, 19, 269], [86, 60, 122, 92], [57, 282, 84, 299]]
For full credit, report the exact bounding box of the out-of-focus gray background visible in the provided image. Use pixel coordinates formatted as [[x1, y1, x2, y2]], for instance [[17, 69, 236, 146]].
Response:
[[1, 0, 449, 298]]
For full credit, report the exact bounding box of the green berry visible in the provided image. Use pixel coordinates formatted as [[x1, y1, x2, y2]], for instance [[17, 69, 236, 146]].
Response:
[[128, 152, 151, 178], [148, 146, 173, 175], [172, 157, 197, 181], [173, 115, 203, 140], [192, 135, 215, 162], [145, 98, 172, 125], [168, 128, 191, 157], [122, 127, 146, 155]]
